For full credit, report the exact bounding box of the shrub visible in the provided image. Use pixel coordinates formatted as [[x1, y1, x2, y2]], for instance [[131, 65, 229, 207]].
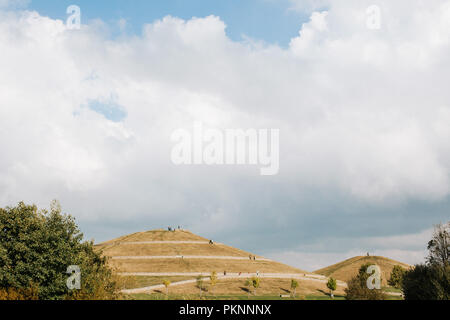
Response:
[[388, 265, 406, 289], [0, 286, 39, 300], [290, 279, 299, 297], [251, 277, 261, 295], [345, 264, 386, 300]]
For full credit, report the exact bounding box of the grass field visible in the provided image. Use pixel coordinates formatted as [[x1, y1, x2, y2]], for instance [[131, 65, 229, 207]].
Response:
[[125, 278, 347, 298], [127, 293, 348, 300], [126, 291, 402, 300]]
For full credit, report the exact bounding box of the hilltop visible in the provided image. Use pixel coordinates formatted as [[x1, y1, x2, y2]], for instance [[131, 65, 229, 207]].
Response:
[[314, 256, 411, 286]]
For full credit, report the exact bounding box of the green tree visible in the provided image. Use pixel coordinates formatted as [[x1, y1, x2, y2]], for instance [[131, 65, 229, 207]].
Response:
[[345, 264, 386, 300], [162, 280, 171, 296], [196, 275, 204, 297], [402, 264, 450, 300], [427, 222, 449, 268], [327, 277, 337, 298], [388, 265, 406, 289], [244, 279, 251, 298], [251, 277, 260, 296], [209, 271, 218, 295], [290, 279, 299, 297], [402, 222, 450, 300], [0, 201, 121, 300]]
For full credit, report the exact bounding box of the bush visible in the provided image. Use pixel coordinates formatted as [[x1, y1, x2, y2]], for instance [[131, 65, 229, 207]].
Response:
[[196, 275, 204, 296], [388, 265, 406, 289], [0, 286, 39, 300], [251, 277, 261, 295], [345, 264, 386, 300]]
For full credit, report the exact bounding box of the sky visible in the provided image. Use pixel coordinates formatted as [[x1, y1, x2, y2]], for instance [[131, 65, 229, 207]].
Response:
[[25, 0, 311, 46], [0, 0, 449, 271]]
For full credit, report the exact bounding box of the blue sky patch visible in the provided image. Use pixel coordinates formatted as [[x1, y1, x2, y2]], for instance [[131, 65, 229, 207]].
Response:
[[87, 98, 127, 122]]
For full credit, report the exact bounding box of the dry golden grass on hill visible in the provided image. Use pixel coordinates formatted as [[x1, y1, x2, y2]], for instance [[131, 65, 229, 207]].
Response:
[[111, 258, 306, 274], [97, 229, 208, 246], [98, 243, 257, 257], [96, 229, 411, 300], [121, 276, 197, 289], [96, 229, 308, 276], [314, 256, 411, 286], [151, 278, 346, 297]]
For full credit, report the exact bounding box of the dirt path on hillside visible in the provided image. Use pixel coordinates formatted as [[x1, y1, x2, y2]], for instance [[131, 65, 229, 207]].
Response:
[[111, 255, 272, 261]]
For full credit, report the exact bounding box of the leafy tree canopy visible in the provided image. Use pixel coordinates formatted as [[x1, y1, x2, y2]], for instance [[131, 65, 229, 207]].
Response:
[[388, 265, 406, 289], [403, 222, 450, 300], [0, 201, 121, 300], [345, 264, 386, 300]]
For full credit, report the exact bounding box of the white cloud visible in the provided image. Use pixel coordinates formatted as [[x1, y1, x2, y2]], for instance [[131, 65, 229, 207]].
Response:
[[0, 0, 28, 8], [0, 1, 449, 262]]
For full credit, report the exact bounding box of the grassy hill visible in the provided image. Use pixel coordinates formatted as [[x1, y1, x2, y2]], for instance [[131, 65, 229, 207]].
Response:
[[314, 256, 411, 286], [95, 230, 406, 299], [96, 229, 308, 275]]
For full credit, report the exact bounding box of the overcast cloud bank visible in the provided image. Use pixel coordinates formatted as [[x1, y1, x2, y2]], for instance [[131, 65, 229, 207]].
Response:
[[0, 0, 449, 270]]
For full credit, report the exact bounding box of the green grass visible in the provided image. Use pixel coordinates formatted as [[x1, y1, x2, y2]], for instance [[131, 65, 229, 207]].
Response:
[[382, 286, 402, 293], [384, 295, 403, 300], [305, 295, 346, 300], [122, 276, 195, 289], [126, 292, 402, 301]]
